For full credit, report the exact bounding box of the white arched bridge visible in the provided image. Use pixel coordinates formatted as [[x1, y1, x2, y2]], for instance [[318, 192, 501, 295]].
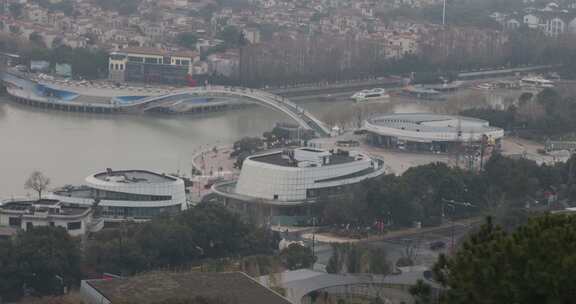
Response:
[[117, 86, 331, 137]]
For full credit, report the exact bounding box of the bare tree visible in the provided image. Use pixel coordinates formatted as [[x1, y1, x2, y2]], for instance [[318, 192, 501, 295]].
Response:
[[24, 171, 50, 200]]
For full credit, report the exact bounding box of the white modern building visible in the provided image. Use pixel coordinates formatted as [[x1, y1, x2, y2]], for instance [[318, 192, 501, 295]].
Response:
[[213, 148, 385, 225], [50, 169, 186, 222], [364, 113, 504, 153], [0, 199, 102, 237]]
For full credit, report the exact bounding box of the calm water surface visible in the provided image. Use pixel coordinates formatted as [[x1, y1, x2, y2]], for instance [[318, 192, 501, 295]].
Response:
[[1, 89, 512, 197]]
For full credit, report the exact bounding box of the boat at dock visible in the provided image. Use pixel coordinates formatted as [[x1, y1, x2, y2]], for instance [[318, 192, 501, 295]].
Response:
[[351, 88, 390, 103]]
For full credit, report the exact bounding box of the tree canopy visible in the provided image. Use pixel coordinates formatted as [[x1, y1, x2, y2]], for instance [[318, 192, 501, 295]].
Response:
[[462, 88, 576, 140], [217, 26, 247, 48], [22, 46, 108, 79], [279, 243, 316, 270], [323, 162, 482, 229], [85, 203, 279, 275], [321, 150, 576, 233], [24, 171, 50, 200], [433, 214, 576, 303], [8, 3, 23, 18], [176, 32, 199, 49], [230, 137, 264, 169], [0, 227, 81, 301], [31, 0, 74, 16], [93, 0, 141, 15]]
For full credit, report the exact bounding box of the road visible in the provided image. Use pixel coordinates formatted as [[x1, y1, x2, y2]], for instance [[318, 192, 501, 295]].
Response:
[[297, 218, 482, 269], [501, 136, 570, 165], [270, 78, 403, 99]]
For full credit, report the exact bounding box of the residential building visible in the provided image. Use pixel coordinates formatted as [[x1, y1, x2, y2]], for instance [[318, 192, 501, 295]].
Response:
[[207, 51, 239, 77], [0, 199, 103, 237], [496, 3, 576, 36], [243, 27, 261, 44]]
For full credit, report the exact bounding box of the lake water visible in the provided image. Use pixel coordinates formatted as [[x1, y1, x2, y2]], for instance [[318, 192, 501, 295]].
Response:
[[1, 88, 515, 197]]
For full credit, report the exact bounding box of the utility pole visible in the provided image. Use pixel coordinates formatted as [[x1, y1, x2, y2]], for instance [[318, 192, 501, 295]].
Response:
[[442, 0, 447, 26], [441, 201, 456, 251], [441, 199, 475, 252], [569, 148, 575, 184], [454, 116, 463, 168], [479, 135, 487, 172], [311, 216, 316, 260]]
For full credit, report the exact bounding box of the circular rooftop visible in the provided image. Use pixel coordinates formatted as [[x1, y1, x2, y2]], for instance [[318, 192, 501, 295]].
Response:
[[91, 170, 178, 184], [364, 113, 504, 142]]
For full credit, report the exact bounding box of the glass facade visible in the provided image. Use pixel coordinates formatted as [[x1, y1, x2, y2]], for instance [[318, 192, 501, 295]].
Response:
[[125, 62, 189, 85], [9, 217, 21, 227], [110, 54, 126, 60], [75, 188, 172, 201], [67, 221, 82, 230], [100, 204, 181, 219]]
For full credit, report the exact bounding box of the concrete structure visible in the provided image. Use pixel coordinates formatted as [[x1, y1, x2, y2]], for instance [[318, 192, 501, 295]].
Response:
[[364, 113, 504, 153], [0, 199, 103, 237], [1, 72, 331, 137], [259, 269, 435, 304], [50, 169, 186, 223], [212, 148, 385, 225], [81, 271, 291, 304], [108, 48, 199, 85]]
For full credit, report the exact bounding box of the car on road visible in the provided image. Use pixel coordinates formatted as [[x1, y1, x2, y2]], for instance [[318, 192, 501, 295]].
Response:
[[429, 241, 446, 250]]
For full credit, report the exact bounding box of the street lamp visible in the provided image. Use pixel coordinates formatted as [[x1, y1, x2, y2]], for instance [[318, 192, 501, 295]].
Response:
[[441, 198, 475, 251]]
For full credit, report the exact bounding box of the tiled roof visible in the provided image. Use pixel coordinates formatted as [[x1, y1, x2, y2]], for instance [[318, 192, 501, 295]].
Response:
[[88, 272, 292, 304]]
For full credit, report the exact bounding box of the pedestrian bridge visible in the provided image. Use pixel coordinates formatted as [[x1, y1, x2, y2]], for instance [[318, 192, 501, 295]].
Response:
[[118, 86, 331, 137]]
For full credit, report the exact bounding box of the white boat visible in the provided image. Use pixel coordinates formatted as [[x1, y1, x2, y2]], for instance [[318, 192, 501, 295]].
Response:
[[351, 88, 390, 103], [520, 76, 554, 88], [475, 83, 495, 90]]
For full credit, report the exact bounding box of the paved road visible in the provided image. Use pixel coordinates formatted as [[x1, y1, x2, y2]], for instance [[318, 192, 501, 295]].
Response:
[[298, 218, 481, 269]]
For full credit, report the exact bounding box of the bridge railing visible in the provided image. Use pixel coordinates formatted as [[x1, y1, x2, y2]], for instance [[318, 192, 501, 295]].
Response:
[[120, 85, 331, 136]]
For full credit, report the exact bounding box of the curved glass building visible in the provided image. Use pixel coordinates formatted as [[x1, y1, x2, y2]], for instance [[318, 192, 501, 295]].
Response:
[[50, 169, 186, 222]]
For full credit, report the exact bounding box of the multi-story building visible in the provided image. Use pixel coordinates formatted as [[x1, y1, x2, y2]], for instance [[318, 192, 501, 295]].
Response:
[[363, 113, 504, 153], [108, 48, 199, 85], [0, 199, 102, 237], [496, 3, 576, 37], [212, 147, 385, 225], [50, 169, 186, 223], [207, 51, 239, 77], [243, 27, 261, 44]]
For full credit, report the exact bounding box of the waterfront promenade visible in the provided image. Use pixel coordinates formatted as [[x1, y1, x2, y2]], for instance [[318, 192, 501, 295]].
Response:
[[188, 145, 237, 203]]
